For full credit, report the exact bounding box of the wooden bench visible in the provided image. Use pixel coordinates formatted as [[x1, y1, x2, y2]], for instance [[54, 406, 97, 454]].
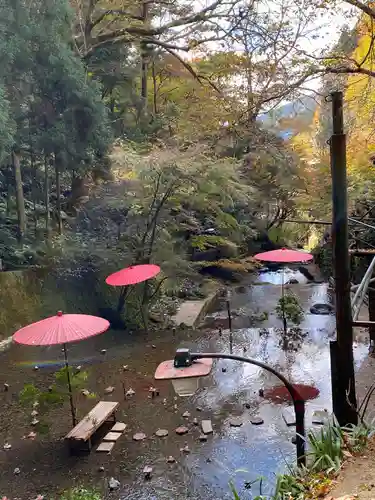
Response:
[[65, 401, 119, 452]]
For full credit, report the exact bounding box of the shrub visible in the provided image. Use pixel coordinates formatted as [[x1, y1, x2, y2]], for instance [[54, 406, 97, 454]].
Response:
[[60, 487, 101, 500], [276, 292, 304, 325]]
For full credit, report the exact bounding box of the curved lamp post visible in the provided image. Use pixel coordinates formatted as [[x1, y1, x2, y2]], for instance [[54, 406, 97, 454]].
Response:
[[155, 348, 306, 466]]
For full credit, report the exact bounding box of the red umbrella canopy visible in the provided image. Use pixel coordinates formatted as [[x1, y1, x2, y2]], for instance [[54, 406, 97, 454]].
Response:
[[13, 311, 110, 346], [254, 248, 313, 263], [105, 264, 160, 287]]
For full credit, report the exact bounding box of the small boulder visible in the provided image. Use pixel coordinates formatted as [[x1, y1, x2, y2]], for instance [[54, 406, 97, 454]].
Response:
[[81, 389, 90, 397], [180, 444, 190, 454], [108, 477, 120, 490], [27, 432, 36, 440], [143, 466, 153, 480], [122, 365, 129, 371], [126, 388, 136, 397], [31, 410, 38, 417], [166, 456, 176, 463], [3, 442, 11, 450], [199, 434, 208, 442], [14, 468, 20, 475], [4, 383, 9, 391], [104, 386, 115, 394], [31, 419, 39, 426], [250, 416, 264, 425], [98, 466, 105, 472], [193, 418, 199, 426], [33, 366, 39, 371], [101, 349, 107, 355], [182, 411, 191, 418]]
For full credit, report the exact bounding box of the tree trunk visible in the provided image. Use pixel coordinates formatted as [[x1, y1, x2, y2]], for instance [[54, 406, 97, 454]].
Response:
[[152, 60, 158, 115], [5, 166, 11, 217], [44, 155, 50, 239], [140, 2, 150, 116], [141, 54, 148, 115], [12, 150, 26, 243], [55, 152, 62, 234]]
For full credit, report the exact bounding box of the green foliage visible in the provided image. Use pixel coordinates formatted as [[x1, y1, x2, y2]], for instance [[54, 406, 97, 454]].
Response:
[[59, 487, 101, 500], [0, 270, 43, 339], [276, 292, 304, 325], [19, 366, 94, 429], [307, 420, 344, 472]]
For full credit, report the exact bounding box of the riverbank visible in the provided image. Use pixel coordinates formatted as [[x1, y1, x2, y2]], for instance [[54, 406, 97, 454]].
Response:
[[326, 351, 375, 500]]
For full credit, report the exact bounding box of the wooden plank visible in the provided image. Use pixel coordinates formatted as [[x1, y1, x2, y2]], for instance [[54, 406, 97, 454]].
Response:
[[65, 401, 119, 441], [96, 441, 115, 453], [111, 422, 127, 433], [349, 249, 375, 256], [353, 320, 375, 327], [103, 432, 122, 442]]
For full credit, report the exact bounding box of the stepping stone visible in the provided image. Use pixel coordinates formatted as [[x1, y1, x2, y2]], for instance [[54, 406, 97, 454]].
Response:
[[229, 418, 243, 427], [312, 410, 331, 425], [250, 416, 264, 425], [103, 432, 122, 442], [175, 426, 189, 435], [201, 420, 213, 434], [133, 432, 146, 441], [97, 441, 115, 453], [155, 429, 169, 437], [111, 422, 127, 433], [282, 407, 296, 427]]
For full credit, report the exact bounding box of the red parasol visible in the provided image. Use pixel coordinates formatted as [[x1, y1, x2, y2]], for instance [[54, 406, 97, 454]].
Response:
[[254, 248, 313, 263], [106, 264, 161, 314], [254, 248, 313, 334], [13, 311, 110, 346], [13, 311, 110, 426], [106, 264, 160, 286]]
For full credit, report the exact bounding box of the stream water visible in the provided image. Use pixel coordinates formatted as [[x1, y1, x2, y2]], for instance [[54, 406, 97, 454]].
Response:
[[0, 268, 369, 499]]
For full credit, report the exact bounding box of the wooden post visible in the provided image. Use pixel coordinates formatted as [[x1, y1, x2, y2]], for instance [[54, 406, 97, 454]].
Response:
[[330, 91, 357, 426], [368, 285, 375, 352]]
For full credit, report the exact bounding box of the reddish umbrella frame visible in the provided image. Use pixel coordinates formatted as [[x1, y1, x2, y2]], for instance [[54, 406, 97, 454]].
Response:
[[13, 311, 110, 426]]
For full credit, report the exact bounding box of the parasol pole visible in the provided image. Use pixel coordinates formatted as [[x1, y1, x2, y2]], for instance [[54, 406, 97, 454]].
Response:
[[63, 343, 76, 426], [282, 266, 287, 335]]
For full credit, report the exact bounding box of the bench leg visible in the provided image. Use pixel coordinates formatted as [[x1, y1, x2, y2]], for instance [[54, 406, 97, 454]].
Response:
[[106, 412, 117, 424]]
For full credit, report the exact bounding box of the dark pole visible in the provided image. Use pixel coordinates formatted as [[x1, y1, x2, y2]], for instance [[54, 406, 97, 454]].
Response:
[[226, 299, 233, 353], [282, 267, 287, 334], [190, 351, 306, 466], [63, 343, 77, 427], [330, 90, 357, 425]]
